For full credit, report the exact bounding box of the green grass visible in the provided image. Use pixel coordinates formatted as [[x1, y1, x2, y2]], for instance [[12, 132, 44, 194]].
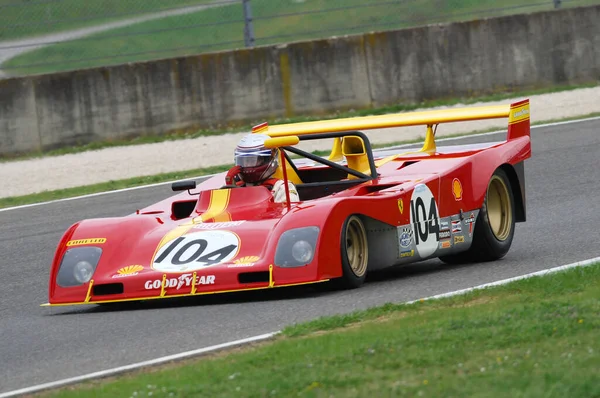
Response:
[[38, 263, 600, 397], [6, 0, 599, 75], [0, 0, 212, 41]]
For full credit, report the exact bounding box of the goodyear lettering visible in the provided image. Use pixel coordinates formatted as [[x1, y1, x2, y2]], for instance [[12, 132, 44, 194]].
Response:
[[144, 274, 215, 290], [66, 238, 106, 247]]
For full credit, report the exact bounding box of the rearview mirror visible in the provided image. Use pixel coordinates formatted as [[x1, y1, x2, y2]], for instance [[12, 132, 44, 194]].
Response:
[[172, 180, 197, 192]]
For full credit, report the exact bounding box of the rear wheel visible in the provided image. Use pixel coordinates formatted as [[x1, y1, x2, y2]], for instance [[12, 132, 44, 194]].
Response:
[[337, 215, 369, 288], [440, 168, 515, 264]]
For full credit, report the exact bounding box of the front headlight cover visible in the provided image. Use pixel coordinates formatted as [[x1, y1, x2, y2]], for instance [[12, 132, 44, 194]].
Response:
[[275, 226, 320, 267], [56, 247, 102, 287]]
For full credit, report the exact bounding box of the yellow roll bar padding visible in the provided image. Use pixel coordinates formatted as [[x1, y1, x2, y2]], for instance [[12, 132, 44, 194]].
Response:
[[265, 104, 510, 137], [341, 136, 370, 179], [328, 137, 343, 162], [264, 136, 300, 148]]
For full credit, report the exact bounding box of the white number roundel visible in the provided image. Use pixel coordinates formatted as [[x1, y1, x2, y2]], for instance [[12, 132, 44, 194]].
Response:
[[409, 183, 440, 258], [153, 230, 240, 272]]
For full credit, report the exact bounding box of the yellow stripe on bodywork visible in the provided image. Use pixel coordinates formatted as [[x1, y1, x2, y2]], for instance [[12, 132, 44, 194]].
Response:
[[195, 189, 231, 222]]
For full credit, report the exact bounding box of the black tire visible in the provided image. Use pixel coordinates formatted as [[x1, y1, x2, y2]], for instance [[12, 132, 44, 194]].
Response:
[[440, 168, 515, 264], [336, 215, 369, 289]]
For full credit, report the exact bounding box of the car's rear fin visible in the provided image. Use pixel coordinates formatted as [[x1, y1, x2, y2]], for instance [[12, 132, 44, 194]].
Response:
[[507, 99, 531, 140]]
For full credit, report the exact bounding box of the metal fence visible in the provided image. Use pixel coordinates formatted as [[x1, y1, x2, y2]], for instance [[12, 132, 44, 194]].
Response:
[[0, 0, 596, 77]]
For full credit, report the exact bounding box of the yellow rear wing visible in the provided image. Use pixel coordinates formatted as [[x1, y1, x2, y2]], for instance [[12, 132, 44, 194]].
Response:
[[261, 104, 510, 137], [254, 99, 529, 148], [255, 100, 530, 182]]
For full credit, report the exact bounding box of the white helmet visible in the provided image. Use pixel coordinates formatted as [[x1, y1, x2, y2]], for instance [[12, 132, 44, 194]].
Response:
[[234, 134, 279, 183]]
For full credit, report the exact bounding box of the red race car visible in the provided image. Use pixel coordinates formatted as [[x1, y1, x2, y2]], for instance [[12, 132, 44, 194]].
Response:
[[44, 99, 531, 306]]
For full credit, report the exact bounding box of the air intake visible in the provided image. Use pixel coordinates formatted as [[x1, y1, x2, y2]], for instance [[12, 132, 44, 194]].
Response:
[[238, 272, 270, 284], [92, 283, 124, 296]]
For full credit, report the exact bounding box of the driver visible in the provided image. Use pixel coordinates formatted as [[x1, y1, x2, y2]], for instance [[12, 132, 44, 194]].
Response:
[[225, 134, 300, 203]]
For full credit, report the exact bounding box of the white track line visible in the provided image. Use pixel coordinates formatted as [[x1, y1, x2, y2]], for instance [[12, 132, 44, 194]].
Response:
[[0, 332, 279, 398], [1, 256, 597, 398], [1, 115, 599, 214]]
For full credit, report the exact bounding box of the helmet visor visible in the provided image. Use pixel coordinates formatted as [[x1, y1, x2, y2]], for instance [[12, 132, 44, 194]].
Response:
[[235, 150, 271, 168]]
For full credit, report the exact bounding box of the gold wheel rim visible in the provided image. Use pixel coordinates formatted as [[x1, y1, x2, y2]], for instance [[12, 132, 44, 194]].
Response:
[[346, 217, 368, 277], [486, 176, 512, 241]]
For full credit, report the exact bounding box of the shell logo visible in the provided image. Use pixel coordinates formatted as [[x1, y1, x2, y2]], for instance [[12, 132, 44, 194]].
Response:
[[234, 256, 260, 264], [452, 178, 463, 201], [117, 265, 144, 275]]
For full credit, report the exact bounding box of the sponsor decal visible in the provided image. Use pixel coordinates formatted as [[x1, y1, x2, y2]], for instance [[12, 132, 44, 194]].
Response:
[[440, 220, 449, 230], [440, 240, 451, 249], [454, 235, 465, 244], [400, 249, 414, 258], [452, 220, 462, 233], [112, 265, 144, 278], [464, 213, 476, 224], [439, 230, 451, 240], [399, 227, 413, 248], [510, 104, 530, 124], [452, 178, 463, 201], [193, 221, 245, 230], [66, 238, 106, 247], [397, 199, 404, 215], [228, 256, 260, 268], [144, 274, 215, 290], [464, 212, 476, 237], [410, 183, 440, 258], [152, 230, 240, 272]]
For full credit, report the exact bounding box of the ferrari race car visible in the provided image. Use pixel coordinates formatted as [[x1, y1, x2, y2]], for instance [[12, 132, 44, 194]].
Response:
[[45, 99, 531, 306]]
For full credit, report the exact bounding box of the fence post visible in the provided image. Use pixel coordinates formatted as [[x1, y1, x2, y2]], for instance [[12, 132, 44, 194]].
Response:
[[243, 0, 255, 47], [553, 0, 561, 8]]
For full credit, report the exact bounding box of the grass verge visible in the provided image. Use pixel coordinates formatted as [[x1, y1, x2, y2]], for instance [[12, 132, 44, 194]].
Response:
[[2, 110, 599, 210], [0, 0, 212, 41], [5, 0, 599, 75], [38, 263, 600, 397]]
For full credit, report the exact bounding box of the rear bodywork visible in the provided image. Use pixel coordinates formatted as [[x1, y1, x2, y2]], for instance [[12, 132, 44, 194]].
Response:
[[45, 100, 531, 306]]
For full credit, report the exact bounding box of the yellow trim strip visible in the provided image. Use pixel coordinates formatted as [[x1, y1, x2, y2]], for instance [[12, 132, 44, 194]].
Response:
[[191, 272, 197, 295], [84, 280, 94, 303], [269, 264, 274, 287], [265, 105, 510, 137], [41, 279, 330, 307], [160, 274, 167, 297]]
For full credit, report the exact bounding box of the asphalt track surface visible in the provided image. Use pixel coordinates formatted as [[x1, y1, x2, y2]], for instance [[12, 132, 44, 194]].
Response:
[[1, 119, 599, 394]]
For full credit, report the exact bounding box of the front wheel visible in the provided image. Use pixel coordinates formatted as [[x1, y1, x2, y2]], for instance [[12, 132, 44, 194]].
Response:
[[440, 168, 515, 264], [337, 215, 369, 288]]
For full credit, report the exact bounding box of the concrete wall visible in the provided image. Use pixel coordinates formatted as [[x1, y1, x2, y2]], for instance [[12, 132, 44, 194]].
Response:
[[1, 5, 599, 156]]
